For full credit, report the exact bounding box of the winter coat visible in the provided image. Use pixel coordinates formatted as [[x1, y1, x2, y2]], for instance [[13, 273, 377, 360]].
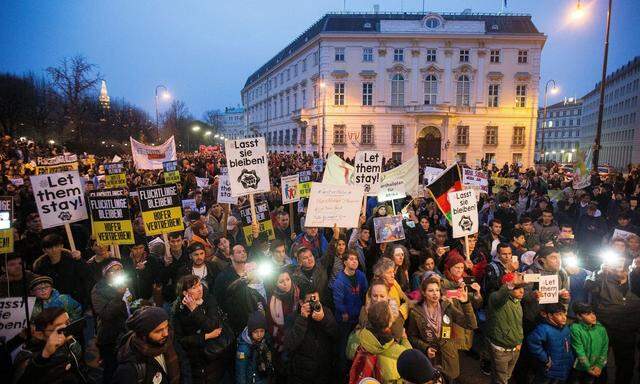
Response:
[[522, 260, 570, 332], [526, 320, 574, 381], [32, 288, 82, 322], [112, 332, 173, 384], [12, 338, 86, 384], [214, 265, 266, 335], [0, 271, 35, 298], [533, 220, 560, 246], [570, 321, 609, 372], [291, 264, 330, 308], [122, 255, 164, 300], [332, 270, 368, 324], [235, 329, 273, 384], [91, 279, 129, 347], [33, 252, 90, 308], [440, 277, 481, 351], [485, 285, 523, 349], [387, 280, 410, 320], [356, 328, 411, 384]]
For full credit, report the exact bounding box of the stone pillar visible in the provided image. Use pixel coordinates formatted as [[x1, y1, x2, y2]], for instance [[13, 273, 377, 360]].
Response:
[[443, 48, 453, 105], [476, 49, 487, 105], [377, 47, 387, 104], [410, 48, 420, 104]]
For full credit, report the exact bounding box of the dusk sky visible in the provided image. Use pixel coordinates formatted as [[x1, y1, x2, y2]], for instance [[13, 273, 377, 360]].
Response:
[[2, 0, 639, 119]]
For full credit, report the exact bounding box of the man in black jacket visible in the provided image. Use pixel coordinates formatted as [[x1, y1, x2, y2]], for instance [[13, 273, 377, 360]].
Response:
[[177, 242, 222, 292]]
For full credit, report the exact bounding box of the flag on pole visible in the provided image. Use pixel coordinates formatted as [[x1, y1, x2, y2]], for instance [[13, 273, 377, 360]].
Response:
[[426, 163, 463, 223], [572, 147, 592, 189]]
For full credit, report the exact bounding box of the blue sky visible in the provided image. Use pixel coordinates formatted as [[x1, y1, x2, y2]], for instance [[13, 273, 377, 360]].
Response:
[[1, 0, 639, 118]]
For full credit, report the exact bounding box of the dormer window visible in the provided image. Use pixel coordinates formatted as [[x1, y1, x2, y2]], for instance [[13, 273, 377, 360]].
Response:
[[425, 17, 440, 29]]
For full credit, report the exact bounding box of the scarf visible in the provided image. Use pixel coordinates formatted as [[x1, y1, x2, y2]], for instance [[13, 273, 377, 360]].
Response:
[[423, 301, 442, 337], [130, 332, 180, 384], [269, 284, 299, 327]]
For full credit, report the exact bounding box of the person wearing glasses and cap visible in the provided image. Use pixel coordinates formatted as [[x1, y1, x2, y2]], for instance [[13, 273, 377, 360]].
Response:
[[30, 275, 82, 322]]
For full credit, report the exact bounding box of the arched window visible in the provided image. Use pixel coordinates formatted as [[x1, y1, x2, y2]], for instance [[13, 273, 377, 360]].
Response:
[[391, 74, 405, 106], [424, 75, 438, 105], [456, 75, 470, 107]]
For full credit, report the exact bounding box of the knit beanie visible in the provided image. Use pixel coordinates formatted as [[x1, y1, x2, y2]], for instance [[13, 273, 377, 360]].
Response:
[[126, 306, 169, 336], [247, 310, 267, 334], [397, 349, 439, 383], [29, 275, 53, 291]]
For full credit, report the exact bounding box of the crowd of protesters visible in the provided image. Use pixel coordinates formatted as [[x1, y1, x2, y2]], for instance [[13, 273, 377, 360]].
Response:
[[1, 133, 640, 384]]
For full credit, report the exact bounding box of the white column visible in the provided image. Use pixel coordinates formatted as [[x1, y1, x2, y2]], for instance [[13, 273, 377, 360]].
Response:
[[443, 49, 453, 104], [376, 47, 387, 104], [410, 49, 420, 104], [475, 50, 486, 105]]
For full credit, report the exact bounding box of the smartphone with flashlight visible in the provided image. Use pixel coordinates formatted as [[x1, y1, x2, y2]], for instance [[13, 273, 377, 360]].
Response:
[[442, 246, 451, 252], [58, 317, 85, 337]]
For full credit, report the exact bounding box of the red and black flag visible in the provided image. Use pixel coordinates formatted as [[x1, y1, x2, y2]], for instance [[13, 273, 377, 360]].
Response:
[[426, 163, 462, 223]]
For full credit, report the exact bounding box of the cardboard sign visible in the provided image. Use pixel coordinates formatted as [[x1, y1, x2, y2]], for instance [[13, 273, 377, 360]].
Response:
[[298, 170, 312, 198], [377, 179, 406, 203], [225, 137, 270, 197], [130, 136, 177, 170], [105, 173, 127, 189], [448, 189, 479, 238], [424, 167, 443, 186], [0, 197, 14, 253], [538, 275, 559, 304], [138, 184, 184, 236], [239, 201, 275, 246], [462, 169, 489, 194], [305, 183, 363, 228], [0, 297, 36, 340], [312, 158, 324, 173], [373, 215, 406, 243], [216, 174, 238, 205], [354, 151, 382, 195], [88, 192, 134, 245], [30, 171, 88, 229], [164, 171, 181, 184], [104, 162, 124, 175], [196, 177, 209, 189], [35, 154, 79, 175], [281, 175, 300, 204]]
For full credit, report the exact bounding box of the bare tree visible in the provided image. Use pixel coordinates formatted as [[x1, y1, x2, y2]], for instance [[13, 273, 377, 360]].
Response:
[[202, 109, 223, 133], [0, 73, 32, 136], [162, 99, 191, 142]]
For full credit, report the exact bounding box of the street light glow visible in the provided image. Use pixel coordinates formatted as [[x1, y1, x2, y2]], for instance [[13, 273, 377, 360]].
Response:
[[214, 134, 220, 138], [571, 1, 586, 21], [161, 91, 171, 100], [319, 81, 326, 88], [204, 131, 211, 136], [48, 139, 55, 144], [550, 86, 560, 95], [192, 125, 201, 132]]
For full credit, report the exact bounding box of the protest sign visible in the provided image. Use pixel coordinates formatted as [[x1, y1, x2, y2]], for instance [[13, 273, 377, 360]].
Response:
[[225, 137, 270, 197], [298, 170, 312, 198], [377, 180, 406, 203], [196, 177, 209, 189], [281, 174, 300, 204], [105, 174, 127, 189], [35, 154, 79, 175], [354, 151, 382, 195], [312, 158, 324, 173], [373, 215, 406, 243], [181, 199, 197, 212], [138, 184, 184, 236], [239, 201, 275, 246], [305, 183, 363, 228], [0, 297, 35, 340], [163, 160, 180, 184], [104, 162, 124, 175], [130, 136, 177, 170], [448, 189, 479, 239], [0, 197, 14, 253], [612, 228, 635, 241], [538, 275, 559, 304], [424, 167, 443, 186], [88, 192, 134, 245], [30, 171, 88, 229], [10, 178, 24, 186], [216, 174, 238, 205], [462, 169, 488, 194]]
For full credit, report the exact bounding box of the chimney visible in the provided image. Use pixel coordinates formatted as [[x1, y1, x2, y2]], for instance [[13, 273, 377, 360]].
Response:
[[373, 4, 379, 14]]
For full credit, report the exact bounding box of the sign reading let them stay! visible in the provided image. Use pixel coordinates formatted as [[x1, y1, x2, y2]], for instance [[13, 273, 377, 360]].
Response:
[[88, 190, 134, 245], [354, 151, 382, 195], [305, 183, 363, 228], [225, 137, 270, 197], [538, 275, 559, 304], [138, 184, 184, 236], [30, 171, 88, 229], [448, 189, 479, 239]]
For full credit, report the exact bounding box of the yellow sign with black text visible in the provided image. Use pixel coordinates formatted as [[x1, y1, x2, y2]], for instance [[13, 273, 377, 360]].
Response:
[[298, 182, 311, 198], [0, 197, 13, 253], [242, 220, 275, 246], [138, 184, 184, 236], [164, 171, 180, 184], [105, 173, 127, 189], [88, 192, 135, 245]]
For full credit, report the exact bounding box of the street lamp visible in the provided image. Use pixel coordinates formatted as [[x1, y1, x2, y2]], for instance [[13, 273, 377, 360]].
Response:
[[571, 0, 586, 21], [539, 79, 558, 163], [155, 85, 170, 142]]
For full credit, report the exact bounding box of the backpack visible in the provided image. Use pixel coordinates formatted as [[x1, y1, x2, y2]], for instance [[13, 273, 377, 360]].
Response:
[[349, 346, 383, 384]]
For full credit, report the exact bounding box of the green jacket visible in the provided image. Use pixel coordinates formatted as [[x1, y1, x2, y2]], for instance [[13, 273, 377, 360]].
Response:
[[357, 328, 411, 384], [570, 321, 609, 371], [485, 285, 524, 348]]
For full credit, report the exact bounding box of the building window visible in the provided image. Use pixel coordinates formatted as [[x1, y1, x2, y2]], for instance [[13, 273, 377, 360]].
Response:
[[291, 128, 297, 144], [302, 58, 307, 72], [425, 17, 440, 29], [456, 126, 469, 146], [278, 131, 283, 145], [280, 95, 284, 116], [424, 75, 438, 105], [335, 47, 345, 62], [267, 132, 271, 145], [393, 48, 404, 62], [391, 74, 405, 106], [361, 125, 374, 145], [293, 63, 298, 77], [512, 126, 525, 145], [456, 75, 471, 107], [285, 130, 290, 145], [485, 153, 496, 163], [286, 95, 290, 114], [512, 153, 523, 165], [362, 82, 373, 106], [459, 49, 470, 62], [312, 85, 317, 108], [485, 126, 498, 145], [426, 49, 436, 62], [515, 84, 527, 108], [310, 125, 318, 144], [490, 49, 500, 63], [517, 50, 528, 64], [300, 126, 306, 144], [391, 152, 402, 163], [488, 84, 500, 107], [363, 47, 373, 62], [286, 69, 290, 81], [333, 125, 346, 145], [456, 152, 467, 163], [334, 82, 345, 106], [293, 92, 298, 110], [392, 125, 404, 144]]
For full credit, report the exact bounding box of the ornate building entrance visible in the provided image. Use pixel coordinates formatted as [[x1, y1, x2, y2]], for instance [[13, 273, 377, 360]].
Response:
[[417, 126, 442, 168]]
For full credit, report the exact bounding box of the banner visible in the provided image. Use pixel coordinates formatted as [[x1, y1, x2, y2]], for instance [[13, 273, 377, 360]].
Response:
[[298, 170, 312, 198], [380, 156, 419, 197], [424, 166, 443, 186], [354, 151, 382, 195], [448, 189, 479, 238], [225, 137, 270, 197], [216, 174, 238, 205], [322, 154, 355, 185], [239, 201, 275, 246], [138, 184, 184, 236], [573, 147, 592, 190], [30, 171, 88, 229], [373, 215, 406, 243], [0, 197, 14, 253], [88, 191, 134, 245], [462, 168, 488, 194], [130, 136, 177, 170], [281, 174, 300, 204], [305, 183, 363, 228], [0, 297, 35, 340], [35, 154, 79, 175]]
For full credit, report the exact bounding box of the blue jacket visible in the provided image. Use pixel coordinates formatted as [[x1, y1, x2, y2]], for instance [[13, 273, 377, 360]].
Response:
[[291, 232, 328, 261], [32, 289, 83, 322], [527, 321, 575, 380], [235, 328, 272, 384], [332, 270, 368, 324]]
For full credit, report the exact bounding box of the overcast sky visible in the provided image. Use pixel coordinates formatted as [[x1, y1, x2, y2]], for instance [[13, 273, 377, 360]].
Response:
[[1, 0, 639, 118]]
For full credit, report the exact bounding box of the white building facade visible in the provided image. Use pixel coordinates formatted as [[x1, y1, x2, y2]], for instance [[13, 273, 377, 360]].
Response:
[[535, 98, 582, 163], [241, 12, 546, 168], [220, 106, 245, 140]]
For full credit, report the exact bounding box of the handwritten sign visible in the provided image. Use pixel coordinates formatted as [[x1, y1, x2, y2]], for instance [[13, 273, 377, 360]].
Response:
[[377, 179, 406, 203], [216, 174, 238, 205], [305, 183, 363, 228], [538, 275, 559, 304]]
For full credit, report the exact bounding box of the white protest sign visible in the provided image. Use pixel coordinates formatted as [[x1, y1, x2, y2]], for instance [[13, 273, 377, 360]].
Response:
[[281, 174, 300, 204], [217, 174, 238, 205], [354, 151, 382, 195], [613, 228, 635, 241], [10, 178, 24, 186], [538, 275, 559, 304], [225, 137, 270, 197], [462, 168, 489, 194], [448, 189, 478, 238], [306, 183, 364, 228], [196, 177, 209, 189], [0, 297, 35, 340], [312, 158, 324, 173], [377, 179, 406, 203], [523, 273, 541, 283], [424, 166, 443, 186], [30, 171, 88, 229], [130, 136, 177, 170]]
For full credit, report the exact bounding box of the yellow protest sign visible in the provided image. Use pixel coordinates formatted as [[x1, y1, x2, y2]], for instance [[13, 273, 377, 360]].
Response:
[[298, 182, 311, 198], [0, 196, 13, 253], [105, 173, 127, 189], [164, 171, 180, 184], [242, 220, 275, 246], [88, 191, 135, 245], [239, 200, 275, 245], [138, 184, 184, 236]]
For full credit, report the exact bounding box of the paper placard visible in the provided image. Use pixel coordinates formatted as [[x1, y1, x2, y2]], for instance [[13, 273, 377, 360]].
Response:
[[305, 183, 364, 228], [312, 158, 324, 173], [30, 171, 88, 229], [424, 167, 443, 186], [377, 179, 406, 203], [10, 178, 24, 186], [196, 177, 209, 189], [88, 192, 135, 245], [239, 201, 275, 246], [0, 197, 14, 253], [0, 297, 36, 340], [538, 275, 559, 304], [354, 151, 382, 195], [523, 273, 541, 283], [373, 215, 406, 243], [216, 174, 238, 205], [448, 189, 479, 238], [138, 184, 184, 236], [225, 137, 270, 197], [462, 169, 489, 194], [282, 174, 300, 204]]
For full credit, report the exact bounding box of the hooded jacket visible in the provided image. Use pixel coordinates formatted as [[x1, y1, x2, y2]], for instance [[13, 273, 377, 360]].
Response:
[[522, 259, 570, 332], [332, 269, 368, 324], [356, 328, 411, 384], [235, 328, 273, 384], [32, 288, 82, 322], [526, 319, 574, 381], [570, 321, 608, 372]]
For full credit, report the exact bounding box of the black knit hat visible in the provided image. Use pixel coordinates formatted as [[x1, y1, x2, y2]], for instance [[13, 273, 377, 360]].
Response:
[[29, 275, 53, 291], [187, 242, 205, 255], [247, 311, 267, 334], [126, 306, 168, 336], [397, 349, 439, 383]]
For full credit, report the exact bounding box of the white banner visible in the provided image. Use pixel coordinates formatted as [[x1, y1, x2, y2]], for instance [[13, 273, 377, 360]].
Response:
[[30, 171, 88, 229], [462, 169, 489, 194], [305, 183, 363, 228], [380, 156, 419, 197], [354, 151, 382, 195], [225, 137, 270, 197], [217, 174, 238, 205], [0, 297, 35, 340], [377, 179, 406, 203], [281, 174, 300, 204], [130, 136, 177, 170], [424, 166, 443, 186], [448, 189, 479, 239]]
